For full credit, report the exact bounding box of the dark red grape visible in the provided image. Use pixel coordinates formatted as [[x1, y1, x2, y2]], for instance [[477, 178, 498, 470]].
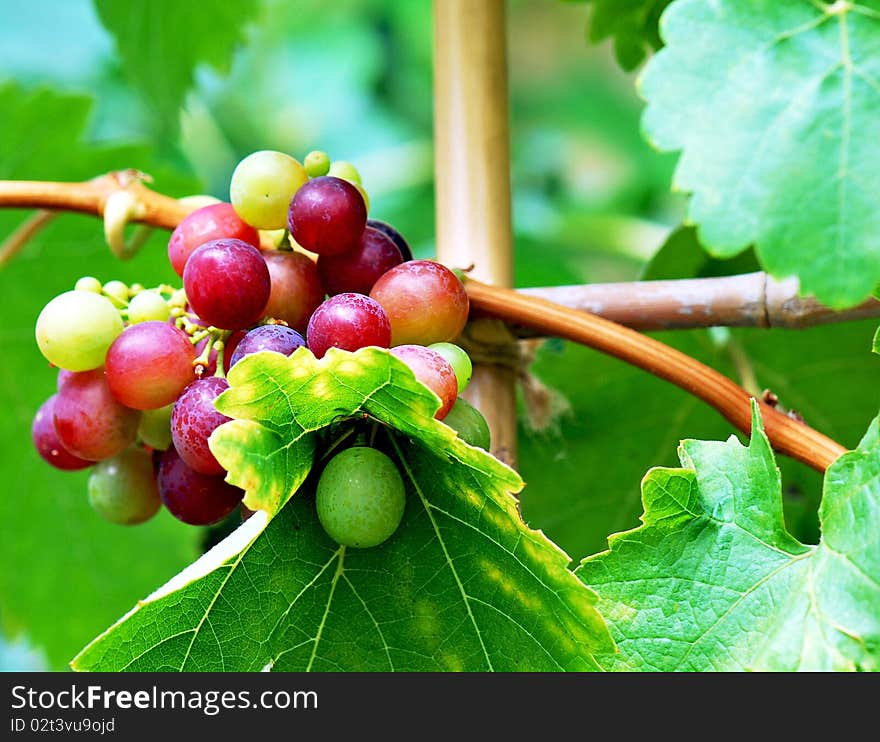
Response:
[[105, 321, 197, 410], [367, 219, 413, 262], [168, 202, 260, 277], [287, 176, 367, 255], [54, 370, 140, 461], [390, 344, 458, 419], [370, 260, 469, 346], [262, 250, 325, 333], [228, 324, 306, 369], [317, 226, 403, 296], [306, 293, 391, 358], [183, 239, 271, 330], [157, 447, 244, 526], [32, 395, 93, 471], [171, 377, 231, 475]]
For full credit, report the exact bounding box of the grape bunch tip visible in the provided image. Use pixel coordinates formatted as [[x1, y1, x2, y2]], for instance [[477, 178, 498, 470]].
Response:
[[32, 148, 490, 550]]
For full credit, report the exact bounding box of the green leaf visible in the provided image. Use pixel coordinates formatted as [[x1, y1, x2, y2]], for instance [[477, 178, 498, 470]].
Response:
[[93, 0, 261, 136], [577, 401, 880, 671], [73, 348, 612, 671], [640, 0, 880, 308], [0, 82, 202, 669], [569, 0, 672, 70]]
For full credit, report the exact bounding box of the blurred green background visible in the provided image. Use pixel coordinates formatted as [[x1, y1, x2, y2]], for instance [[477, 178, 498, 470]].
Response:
[[1, 0, 877, 671]]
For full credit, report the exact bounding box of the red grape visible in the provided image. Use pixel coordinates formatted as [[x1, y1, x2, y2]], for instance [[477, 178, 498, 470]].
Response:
[[228, 324, 306, 369], [306, 293, 391, 359], [288, 176, 367, 255], [370, 260, 469, 346], [168, 202, 260, 277], [171, 377, 231, 475], [158, 447, 244, 526], [183, 239, 271, 330], [317, 226, 403, 296], [105, 321, 197, 410], [54, 370, 141, 461], [32, 395, 93, 471], [390, 344, 458, 419], [262, 250, 325, 333]]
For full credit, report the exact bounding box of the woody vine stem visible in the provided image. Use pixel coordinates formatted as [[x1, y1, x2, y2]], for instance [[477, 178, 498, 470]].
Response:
[[0, 173, 856, 474]]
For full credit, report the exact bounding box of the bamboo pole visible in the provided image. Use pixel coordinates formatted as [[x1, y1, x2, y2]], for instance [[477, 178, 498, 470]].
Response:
[[433, 0, 519, 468]]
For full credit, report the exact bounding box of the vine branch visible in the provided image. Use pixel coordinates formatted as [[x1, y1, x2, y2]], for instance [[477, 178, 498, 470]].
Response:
[[465, 280, 847, 473], [0, 175, 856, 471]]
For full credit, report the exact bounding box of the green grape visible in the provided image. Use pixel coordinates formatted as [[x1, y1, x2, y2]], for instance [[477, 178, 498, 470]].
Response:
[[316, 447, 406, 548], [35, 290, 124, 371], [328, 160, 362, 184], [304, 150, 331, 177], [428, 342, 473, 392], [102, 280, 130, 307], [137, 403, 174, 450], [442, 398, 491, 450], [88, 448, 161, 525], [74, 276, 102, 293], [127, 290, 170, 324], [230, 150, 308, 229]]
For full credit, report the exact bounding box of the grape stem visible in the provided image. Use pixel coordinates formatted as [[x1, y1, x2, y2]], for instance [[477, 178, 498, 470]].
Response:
[[0, 174, 854, 470], [465, 279, 847, 473]]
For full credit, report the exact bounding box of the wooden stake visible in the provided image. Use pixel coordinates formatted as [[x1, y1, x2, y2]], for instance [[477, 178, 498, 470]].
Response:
[[433, 0, 519, 468]]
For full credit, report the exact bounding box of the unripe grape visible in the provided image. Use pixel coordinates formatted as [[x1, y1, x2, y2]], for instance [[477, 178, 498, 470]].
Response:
[[138, 403, 174, 451], [127, 290, 170, 324], [230, 150, 309, 229], [304, 150, 331, 177], [102, 280, 130, 307], [74, 276, 102, 293], [328, 160, 362, 184], [36, 290, 124, 372], [442, 398, 491, 450], [316, 447, 406, 548], [88, 448, 161, 525]]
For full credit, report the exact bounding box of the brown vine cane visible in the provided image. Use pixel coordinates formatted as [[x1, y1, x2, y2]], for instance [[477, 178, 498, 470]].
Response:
[[465, 278, 847, 474]]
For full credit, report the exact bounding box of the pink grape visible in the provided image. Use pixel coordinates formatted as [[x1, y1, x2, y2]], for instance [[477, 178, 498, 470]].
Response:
[[183, 239, 271, 330], [317, 226, 403, 296], [158, 447, 244, 526], [168, 202, 260, 277], [53, 370, 141, 461], [390, 344, 458, 419], [262, 250, 326, 333], [287, 176, 367, 256], [171, 377, 231, 475], [370, 260, 469, 346], [306, 293, 391, 359], [105, 321, 197, 410], [32, 395, 93, 471]]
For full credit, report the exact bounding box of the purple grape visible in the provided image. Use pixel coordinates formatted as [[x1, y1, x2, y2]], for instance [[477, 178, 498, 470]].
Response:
[[171, 377, 231, 476], [157, 447, 243, 526], [183, 239, 271, 330], [367, 219, 413, 262], [306, 293, 391, 359], [317, 226, 404, 296], [287, 176, 367, 256], [228, 324, 306, 369]]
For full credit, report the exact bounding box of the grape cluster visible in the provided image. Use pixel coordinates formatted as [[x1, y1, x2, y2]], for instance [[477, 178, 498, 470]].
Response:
[[31, 149, 490, 550]]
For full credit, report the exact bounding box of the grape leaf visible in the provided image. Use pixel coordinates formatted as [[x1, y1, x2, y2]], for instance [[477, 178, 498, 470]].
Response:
[[568, 0, 672, 70], [0, 82, 202, 669], [577, 401, 880, 671], [72, 348, 612, 671], [93, 0, 261, 136], [640, 0, 880, 308]]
